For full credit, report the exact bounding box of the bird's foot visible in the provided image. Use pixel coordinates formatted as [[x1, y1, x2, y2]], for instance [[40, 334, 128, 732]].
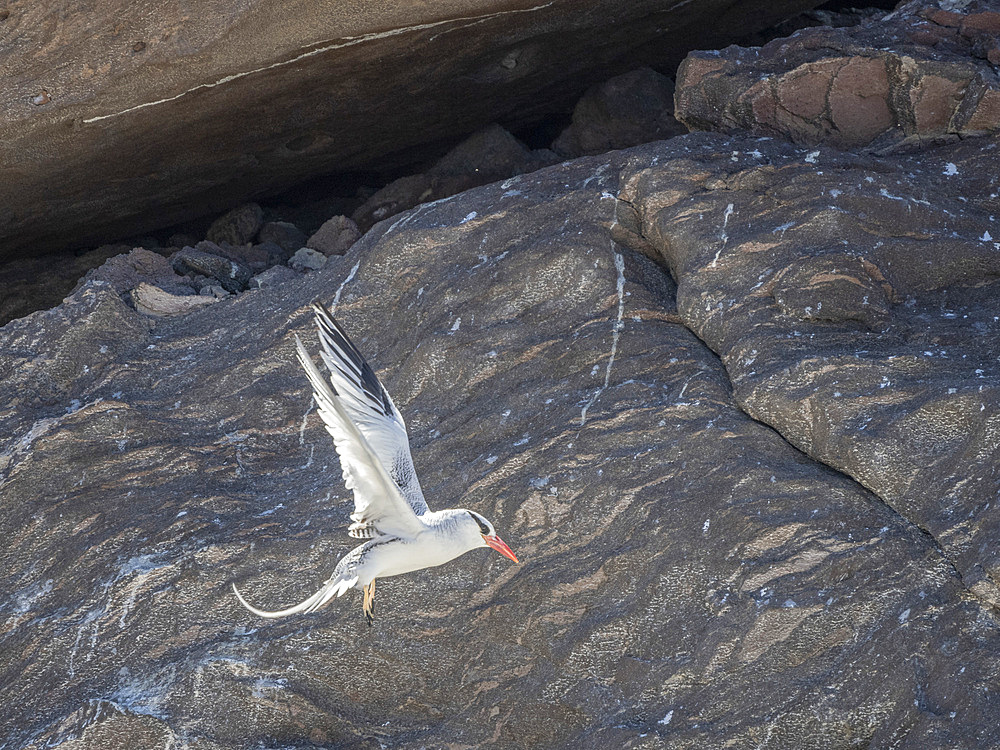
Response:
[[362, 579, 376, 627]]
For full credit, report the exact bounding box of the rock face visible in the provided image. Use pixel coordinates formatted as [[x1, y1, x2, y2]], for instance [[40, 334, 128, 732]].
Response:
[[0, 0, 821, 260], [675, 0, 1000, 150], [3, 130, 1000, 747], [552, 67, 687, 157], [351, 124, 560, 232]]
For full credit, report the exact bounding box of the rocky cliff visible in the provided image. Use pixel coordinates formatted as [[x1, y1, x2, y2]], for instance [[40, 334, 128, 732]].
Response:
[[3, 1, 1000, 748], [0, 0, 817, 259]]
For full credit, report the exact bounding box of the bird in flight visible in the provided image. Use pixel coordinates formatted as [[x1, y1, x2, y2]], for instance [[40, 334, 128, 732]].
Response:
[[233, 302, 518, 625]]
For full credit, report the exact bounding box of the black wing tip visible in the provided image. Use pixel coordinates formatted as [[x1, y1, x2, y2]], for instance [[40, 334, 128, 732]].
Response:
[[308, 300, 394, 419], [311, 299, 332, 320]]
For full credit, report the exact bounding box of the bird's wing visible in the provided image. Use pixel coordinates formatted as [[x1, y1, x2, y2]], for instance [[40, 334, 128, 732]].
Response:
[[309, 303, 430, 521], [295, 330, 426, 540]]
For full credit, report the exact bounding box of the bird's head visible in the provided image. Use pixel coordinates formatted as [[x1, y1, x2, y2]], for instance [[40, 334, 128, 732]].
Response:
[[465, 511, 518, 563]]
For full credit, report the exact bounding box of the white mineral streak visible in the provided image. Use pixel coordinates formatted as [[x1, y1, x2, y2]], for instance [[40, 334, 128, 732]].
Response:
[[580, 251, 626, 426], [330, 261, 360, 313], [83, 3, 555, 124], [710, 203, 735, 268]]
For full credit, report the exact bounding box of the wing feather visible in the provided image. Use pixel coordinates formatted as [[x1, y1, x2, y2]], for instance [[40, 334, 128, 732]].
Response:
[[310, 303, 430, 518], [295, 334, 425, 540]]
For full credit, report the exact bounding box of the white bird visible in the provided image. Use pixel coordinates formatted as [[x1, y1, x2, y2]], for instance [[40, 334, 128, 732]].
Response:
[[233, 301, 518, 625]]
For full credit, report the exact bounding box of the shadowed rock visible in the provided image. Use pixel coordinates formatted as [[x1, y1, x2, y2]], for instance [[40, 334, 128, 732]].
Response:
[[552, 67, 687, 157], [0, 0, 822, 261], [2, 134, 998, 747]]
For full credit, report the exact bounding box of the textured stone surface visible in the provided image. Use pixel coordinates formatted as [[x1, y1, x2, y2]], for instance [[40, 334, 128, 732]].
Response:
[[170, 247, 253, 294], [131, 282, 220, 316], [306, 215, 361, 256], [552, 67, 687, 157], [0, 0, 822, 260], [205, 203, 264, 247], [259, 221, 307, 255], [352, 124, 560, 231], [288, 246, 328, 271], [619, 132, 1000, 611], [2, 135, 999, 748], [0, 244, 134, 327], [675, 0, 1000, 150]]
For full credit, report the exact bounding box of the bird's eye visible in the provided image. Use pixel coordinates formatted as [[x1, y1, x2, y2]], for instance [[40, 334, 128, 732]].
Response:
[[468, 511, 491, 535]]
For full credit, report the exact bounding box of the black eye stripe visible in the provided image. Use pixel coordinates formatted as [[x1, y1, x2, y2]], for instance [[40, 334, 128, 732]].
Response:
[[468, 511, 490, 535]]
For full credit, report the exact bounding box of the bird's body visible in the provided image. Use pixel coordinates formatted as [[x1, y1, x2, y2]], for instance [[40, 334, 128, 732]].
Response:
[[233, 302, 517, 623]]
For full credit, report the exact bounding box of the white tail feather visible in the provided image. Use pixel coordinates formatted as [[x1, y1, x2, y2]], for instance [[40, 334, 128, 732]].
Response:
[[232, 575, 359, 619]]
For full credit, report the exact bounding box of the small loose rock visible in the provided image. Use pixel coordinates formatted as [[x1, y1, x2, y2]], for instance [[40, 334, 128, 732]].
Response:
[[289, 247, 328, 271]]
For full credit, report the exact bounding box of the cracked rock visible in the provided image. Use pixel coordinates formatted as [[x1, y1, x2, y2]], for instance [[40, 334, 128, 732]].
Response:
[[621, 130, 1000, 612], [3, 138, 999, 748], [674, 0, 1000, 150]]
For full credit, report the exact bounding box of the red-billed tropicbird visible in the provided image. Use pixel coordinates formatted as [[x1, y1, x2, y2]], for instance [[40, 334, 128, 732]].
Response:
[[233, 302, 518, 624]]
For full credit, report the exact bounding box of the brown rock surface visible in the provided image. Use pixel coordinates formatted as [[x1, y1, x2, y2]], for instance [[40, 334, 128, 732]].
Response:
[[0, 0, 821, 260], [2, 133, 999, 747], [306, 215, 362, 256], [675, 0, 1000, 150]]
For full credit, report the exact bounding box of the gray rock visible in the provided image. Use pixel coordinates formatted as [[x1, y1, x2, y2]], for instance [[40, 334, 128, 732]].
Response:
[[553, 67, 687, 157], [205, 203, 264, 246], [3, 135, 1000, 748], [305, 215, 361, 256], [1, 0, 823, 260], [620, 131, 1000, 612], [199, 284, 230, 299], [207, 240, 271, 272], [352, 124, 560, 231], [132, 282, 220, 315], [288, 246, 328, 271], [170, 247, 253, 293], [167, 232, 200, 249], [254, 240, 292, 268], [0, 243, 136, 326], [250, 264, 299, 289], [259, 221, 308, 254]]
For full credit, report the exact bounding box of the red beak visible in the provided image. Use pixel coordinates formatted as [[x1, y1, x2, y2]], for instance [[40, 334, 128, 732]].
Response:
[[483, 534, 519, 563]]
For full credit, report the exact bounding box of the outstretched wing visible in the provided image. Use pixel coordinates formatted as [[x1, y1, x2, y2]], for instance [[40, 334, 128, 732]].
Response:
[[309, 303, 430, 527], [295, 330, 425, 541]]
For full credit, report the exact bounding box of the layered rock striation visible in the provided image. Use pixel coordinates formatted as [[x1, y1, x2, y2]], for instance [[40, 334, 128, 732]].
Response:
[[675, 0, 1000, 150], [0, 0, 820, 260], [3, 130, 999, 748]]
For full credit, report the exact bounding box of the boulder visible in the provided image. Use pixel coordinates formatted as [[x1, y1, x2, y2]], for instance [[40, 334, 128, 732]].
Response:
[[288, 246, 328, 271], [306, 215, 361, 256], [132, 282, 221, 316], [674, 0, 1000, 150], [352, 124, 559, 231], [170, 246, 253, 294], [552, 67, 687, 157], [259, 221, 308, 255], [2, 134, 999, 748], [0, 0, 823, 259], [205, 204, 264, 246]]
